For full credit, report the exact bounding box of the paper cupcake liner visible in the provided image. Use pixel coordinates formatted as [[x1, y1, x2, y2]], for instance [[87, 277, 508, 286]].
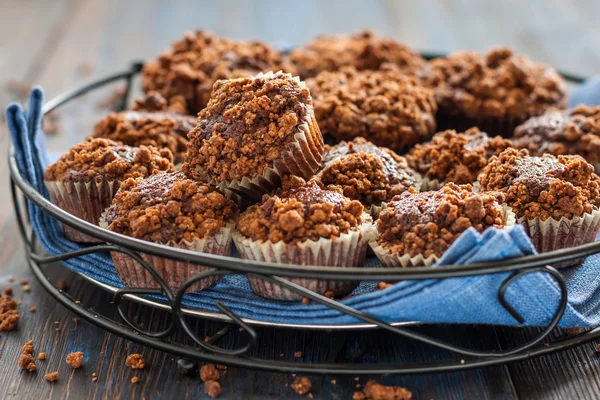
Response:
[[519, 209, 600, 267], [45, 179, 120, 243], [233, 217, 373, 301], [201, 72, 324, 201], [420, 178, 443, 191], [370, 204, 515, 268], [436, 112, 525, 138], [107, 223, 234, 294]]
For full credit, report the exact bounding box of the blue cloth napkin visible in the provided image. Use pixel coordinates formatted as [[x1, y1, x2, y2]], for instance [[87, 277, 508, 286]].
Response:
[[7, 83, 600, 328]]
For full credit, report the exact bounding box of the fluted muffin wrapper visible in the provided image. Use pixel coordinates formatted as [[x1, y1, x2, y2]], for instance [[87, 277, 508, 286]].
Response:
[[206, 72, 324, 202], [419, 178, 481, 192], [519, 209, 600, 266], [45, 179, 121, 243], [436, 112, 525, 139], [102, 222, 234, 294], [370, 204, 516, 268], [232, 217, 373, 301]]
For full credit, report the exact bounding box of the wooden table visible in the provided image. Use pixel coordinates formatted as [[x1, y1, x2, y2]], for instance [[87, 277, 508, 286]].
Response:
[[2, 1, 600, 398]]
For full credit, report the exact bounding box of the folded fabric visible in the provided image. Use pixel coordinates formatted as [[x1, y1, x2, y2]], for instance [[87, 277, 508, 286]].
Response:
[[7, 85, 600, 327]]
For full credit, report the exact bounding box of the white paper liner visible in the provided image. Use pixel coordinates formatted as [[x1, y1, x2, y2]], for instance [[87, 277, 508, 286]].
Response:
[[45, 179, 120, 243], [369, 204, 515, 268], [107, 222, 234, 294], [420, 178, 443, 192], [194, 71, 324, 201], [519, 208, 600, 266], [233, 216, 373, 300]]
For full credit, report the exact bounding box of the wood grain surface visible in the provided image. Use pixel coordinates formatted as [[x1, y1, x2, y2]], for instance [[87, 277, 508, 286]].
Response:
[[1, 1, 600, 399]]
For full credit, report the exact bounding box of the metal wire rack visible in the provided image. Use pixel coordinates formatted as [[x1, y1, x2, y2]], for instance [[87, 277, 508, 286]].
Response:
[[9, 58, 600, 375]]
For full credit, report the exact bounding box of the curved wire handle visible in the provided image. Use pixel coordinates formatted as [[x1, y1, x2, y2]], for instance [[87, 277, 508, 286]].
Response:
[[248, 265, 568, 359], [172, 270, 258, 356]]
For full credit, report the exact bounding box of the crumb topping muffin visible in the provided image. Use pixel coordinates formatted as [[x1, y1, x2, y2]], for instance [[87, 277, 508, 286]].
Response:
[[376, 184, 507, 258], [427, 47, 567, 120], [91, 109, 195, 164], [141, 30, 289, 114], [183, 71, 322, 183], [306, 67, 437, 152], [236, 182, 366, 244], [478, 148, 600, 221], [289, 30, 427, 79], [514, 105, 600, 164], [44, 138, 174, 183], [317, 137, 420, 206], [103, 171, 237, 243], [406, 127, 512, 185]]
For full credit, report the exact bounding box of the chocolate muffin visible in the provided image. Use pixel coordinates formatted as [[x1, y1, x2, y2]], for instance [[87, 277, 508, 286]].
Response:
[[91, 107, 195, 164], [426, 47, 567, 137], [317, 137, 421, 216], [513, 105, 600, 170], [44, 138, 174, 243], [183, 71, 324, 200], [101, 171, 237, 293], [306, 67, 437, 152], [289, 30, 428, 79], [406, 127, 512, 190], [370, 184, 513, 267], [478, 148, 600, 254], [233, 181, 372, 300], [141, 30, 289, 114]]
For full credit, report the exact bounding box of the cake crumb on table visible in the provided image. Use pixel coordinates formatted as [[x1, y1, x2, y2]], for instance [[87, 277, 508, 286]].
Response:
[[290, 376, 312, 396], [301, 297, 310, 305], [294, 351, 302, 358], [564, 327, 583, 335], [18, 354, 36, 372], [92, 377, 98, 382], [73, 317, 80, 325], [4, 287, 12, 296], [0, 295, 19, 331], [44, 371, 58, 382], [323, 291, 335, 299], [204, 380, 221, 398], [354, 380, 412, 400], [23, 285, 31, 292], [57, 280, 68, 291], [19, 279, 27, 285], [29, 306, 36, 312], [125, 354, 145, 369], [66, 352, 84, 368], [200, 364, 220, 382], [131, 377, 139, 384], [377, 282, 393, 290], [38, 352, 46, 360], [22, 340, 34, 354]]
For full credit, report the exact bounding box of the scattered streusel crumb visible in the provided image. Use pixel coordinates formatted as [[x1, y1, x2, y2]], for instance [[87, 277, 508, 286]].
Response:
[[4, 287, 13, 296], [38, 352, 46, 360], [73, 318, 80, 325], [301, 297, 311, 305], [359, 380, 413, 400], [29, 306, 36, 312], [22, 340, 34, 355], [331, 379, 337, 385], [23, 285, 30, 292], [66, 352, 84, 368], [324, 291, 334, 299], [356, 384, 361, 389], [44, 371, 58, 382], [55, 327, 61, 333], [565, 327, 583, 335], [353, 392, 366, 400], [215, 364, 227, 370], [377, 282, 393, 290], [131, 377, 139, 384], [200, 364, 220, 382], [19, 279, 27, 285], [205, 380, 222, 398], [18, 354, 36, 372], [294, 351, 302, 358], [57, 280, 68, 291], [595, 344, 600, 352], [92, 377, 98, 382], [125, 354, 145, 369], [291, 376, 312, 396]]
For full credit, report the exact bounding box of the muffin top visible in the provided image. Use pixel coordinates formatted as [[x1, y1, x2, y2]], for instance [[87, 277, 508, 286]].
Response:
[[103, 171, 237, 243], [478, 148, 600, 220], [44, 138, 174, 183], [306, 67, 437, 152], [141, 30, 288, 114], [426, 47, 567, 118], [236, 181, 366, 244], [406, 127, 512, 184], [514, 105, 600, 164], [377, 184, 506, 258], [183, 71, 316, 183], [289, 30, 427, 79], [317, 138, 420, 206], [91, 109, 195, 163]]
